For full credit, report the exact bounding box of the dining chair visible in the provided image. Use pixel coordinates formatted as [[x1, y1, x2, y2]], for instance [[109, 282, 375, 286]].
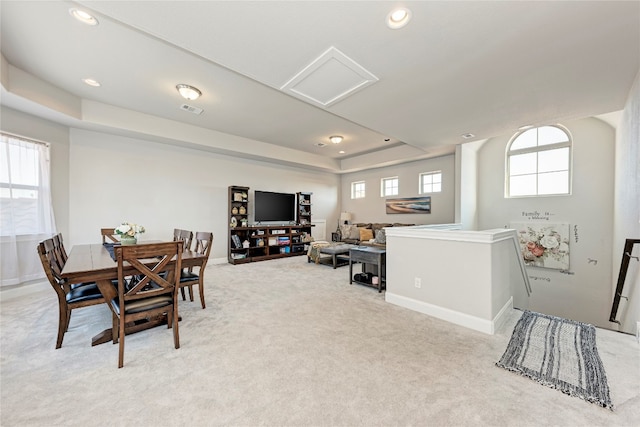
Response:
[[37, 238, 105, 349], [173, 228, 193, 300], [173, 228, 193, 250], [178, 231, 213, 309], [101, 228, 120, 244], [111, 241, 183, 368]]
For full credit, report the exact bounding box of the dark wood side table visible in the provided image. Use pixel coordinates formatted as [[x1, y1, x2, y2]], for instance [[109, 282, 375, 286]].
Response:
[[349, 246, 386, 292]]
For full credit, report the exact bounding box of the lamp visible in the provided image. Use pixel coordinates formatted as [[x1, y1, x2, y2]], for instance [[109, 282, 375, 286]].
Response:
[[176, 84, 202, 100], [340, 211, 352, 225], [330, 135, 343, 144]]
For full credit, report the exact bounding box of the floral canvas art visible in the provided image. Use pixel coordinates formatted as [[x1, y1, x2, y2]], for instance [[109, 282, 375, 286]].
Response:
[[511, 222, 570, 270]]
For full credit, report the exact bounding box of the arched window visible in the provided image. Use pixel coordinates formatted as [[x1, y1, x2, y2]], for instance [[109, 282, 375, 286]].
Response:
[[506, 125, 572, 197]]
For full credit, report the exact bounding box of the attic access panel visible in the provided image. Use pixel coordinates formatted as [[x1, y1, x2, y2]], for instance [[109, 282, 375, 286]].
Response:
[[281, 46, 379, 108]]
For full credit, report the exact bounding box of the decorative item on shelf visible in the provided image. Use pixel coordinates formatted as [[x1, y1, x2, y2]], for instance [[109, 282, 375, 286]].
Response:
[[241, 218, 248, 227], [115, 222, 145, 245], [234, 193, 243, 202], [241, 192, 247, 200], [242, 240, 250, 248], [239, 206, 246, 215], [231, 207, 239, 215], [230, 217, 237, 228], [231, 234, 242, 248], [257, 238, 264, 247]]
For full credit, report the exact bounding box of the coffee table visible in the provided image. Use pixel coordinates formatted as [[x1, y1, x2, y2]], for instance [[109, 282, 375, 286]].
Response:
[[308, 243, 356, 268]]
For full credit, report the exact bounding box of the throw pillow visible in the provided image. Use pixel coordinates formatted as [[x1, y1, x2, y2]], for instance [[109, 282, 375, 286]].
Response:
[[359, 228, 374, 241], [348, 226, 361, 240], [374, 229, 386, 244]]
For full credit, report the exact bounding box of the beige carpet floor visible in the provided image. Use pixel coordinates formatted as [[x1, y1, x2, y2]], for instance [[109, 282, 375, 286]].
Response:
[[1, 256, 639, 426]]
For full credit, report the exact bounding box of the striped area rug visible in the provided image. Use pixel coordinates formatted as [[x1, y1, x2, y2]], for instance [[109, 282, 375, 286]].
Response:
[[496, 310, 613, 409]]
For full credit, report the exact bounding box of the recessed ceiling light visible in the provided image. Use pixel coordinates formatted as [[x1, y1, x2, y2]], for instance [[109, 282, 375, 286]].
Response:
[[387, 7, 411, 29], [329, 135, 343, 144], [82, 78, 101, 87], [339, 150, 345, 154], [69, 8, 99, 26], [176, 84, 202, 100], [461, 133, 475, 139]]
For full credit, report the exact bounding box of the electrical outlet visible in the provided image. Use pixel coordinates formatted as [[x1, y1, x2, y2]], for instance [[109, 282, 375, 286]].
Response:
[[414, 277, 421, 288]]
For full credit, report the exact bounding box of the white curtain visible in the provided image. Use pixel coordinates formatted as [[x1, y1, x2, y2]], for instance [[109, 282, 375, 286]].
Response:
[[0, 133, 57, 286]]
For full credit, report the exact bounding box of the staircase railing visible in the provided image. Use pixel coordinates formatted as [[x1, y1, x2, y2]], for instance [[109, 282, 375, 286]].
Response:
[[609, 238, 640, 324]]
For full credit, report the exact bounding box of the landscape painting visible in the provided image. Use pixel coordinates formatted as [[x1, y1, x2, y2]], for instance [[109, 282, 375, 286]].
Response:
[[511, 222, 570, 270], [386, 197, 431, 214]]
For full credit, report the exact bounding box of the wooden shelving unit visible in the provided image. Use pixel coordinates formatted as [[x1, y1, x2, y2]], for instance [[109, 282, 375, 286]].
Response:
[[228, 186, 314, 265], [296, 192, 312, 225]]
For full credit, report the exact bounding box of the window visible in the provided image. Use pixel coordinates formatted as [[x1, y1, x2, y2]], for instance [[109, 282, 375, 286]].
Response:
[[351, 181, 365, 199], [381, 176, 398, 197], [506, 125, 571, 197], [419, 171, 442, 194], [1, 133, 57, 286]]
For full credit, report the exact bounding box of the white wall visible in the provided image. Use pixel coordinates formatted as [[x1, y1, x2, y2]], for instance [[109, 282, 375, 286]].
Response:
[[340, 155, 455, 225], [0, 107, 340, 265], [613, 70, 640, 334], [385, 228, 523, 334], [476, 117, 616, 328], [67, 128, 340, 260]]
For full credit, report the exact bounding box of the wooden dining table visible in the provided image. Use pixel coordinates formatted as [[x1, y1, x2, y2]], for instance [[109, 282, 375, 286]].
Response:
[[60, 242, 207, 346]]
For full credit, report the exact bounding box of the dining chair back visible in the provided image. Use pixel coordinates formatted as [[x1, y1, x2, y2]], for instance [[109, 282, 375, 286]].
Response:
[[101, 228, 120, 244], [178, 231, 213, 309], [37, 238, 105, 349], [52, 233, 68, 264], [111, 241, 183, 368], [173, 228, 193, 251]]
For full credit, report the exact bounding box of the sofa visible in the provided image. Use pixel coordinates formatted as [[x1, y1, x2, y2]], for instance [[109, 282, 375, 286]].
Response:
[[338, 222, 415, 248]]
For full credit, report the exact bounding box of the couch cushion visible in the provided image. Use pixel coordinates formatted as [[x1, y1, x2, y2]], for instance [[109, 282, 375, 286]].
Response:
[[374, 229, 387, 244], [359, 228, 374, 241]]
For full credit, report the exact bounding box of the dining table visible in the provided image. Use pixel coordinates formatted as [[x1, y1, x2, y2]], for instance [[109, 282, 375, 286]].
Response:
[[60, 241, 207, 346]]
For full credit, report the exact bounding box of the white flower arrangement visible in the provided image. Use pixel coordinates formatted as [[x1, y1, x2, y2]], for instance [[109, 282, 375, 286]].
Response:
[[115, 222, 145, 237]]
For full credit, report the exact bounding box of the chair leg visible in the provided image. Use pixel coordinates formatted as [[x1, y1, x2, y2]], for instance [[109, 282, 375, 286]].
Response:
[[199, 281, 206, 309], [172, 303, 180, 349], [55, 304, 67, 349], [65, 309, 72, 333], [180, 286, 187, 301], [112, 313, 119, 344], [118, 316, 125, 368], [188, 285, 194, 302]]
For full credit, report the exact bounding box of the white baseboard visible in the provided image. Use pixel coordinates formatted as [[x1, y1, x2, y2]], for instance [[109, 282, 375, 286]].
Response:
[[385, 293, 513, 335]]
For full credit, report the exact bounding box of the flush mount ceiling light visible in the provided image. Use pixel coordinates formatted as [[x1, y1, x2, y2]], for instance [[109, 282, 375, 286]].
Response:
[[82, 78, 101, 87], [461, 133, 476, 139], [69, 8, 99, 26], [330, 135, 343, 144], [387, 7, 411, 29], [176, 84, 202, 100]]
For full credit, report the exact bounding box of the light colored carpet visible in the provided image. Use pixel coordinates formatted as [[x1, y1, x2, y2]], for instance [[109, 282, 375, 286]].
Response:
[[1, 257, 639, 426]]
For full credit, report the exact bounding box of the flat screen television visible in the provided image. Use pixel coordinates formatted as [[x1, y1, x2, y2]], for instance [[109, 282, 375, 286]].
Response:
[[254, 190, 296, 223]]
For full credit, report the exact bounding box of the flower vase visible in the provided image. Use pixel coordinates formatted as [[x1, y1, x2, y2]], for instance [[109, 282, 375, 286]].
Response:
[[120, 235, 137, 245]]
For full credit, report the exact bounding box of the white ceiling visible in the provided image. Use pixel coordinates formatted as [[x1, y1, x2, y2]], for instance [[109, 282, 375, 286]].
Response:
[[1, 1, 639, 172]]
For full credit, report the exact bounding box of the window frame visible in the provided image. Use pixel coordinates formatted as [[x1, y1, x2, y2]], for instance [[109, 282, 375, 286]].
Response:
[[419, 171, 442, 194], [380, 176, 399, 197], [351, 180, 366, 199], [505, 125, 572, 198]]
